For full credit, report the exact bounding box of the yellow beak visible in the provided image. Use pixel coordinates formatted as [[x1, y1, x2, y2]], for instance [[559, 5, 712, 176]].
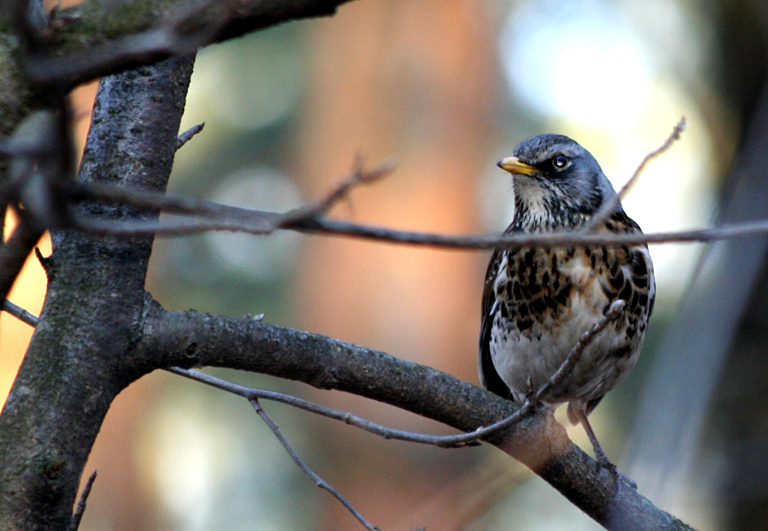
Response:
[[497, 156, 537, 176]]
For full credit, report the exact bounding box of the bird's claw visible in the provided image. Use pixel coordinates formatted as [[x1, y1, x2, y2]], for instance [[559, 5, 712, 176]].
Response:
[[594, 449, 637, 490]]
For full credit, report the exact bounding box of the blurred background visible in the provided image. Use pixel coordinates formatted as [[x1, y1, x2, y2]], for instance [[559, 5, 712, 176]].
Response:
[[3, 0, 768, 529]]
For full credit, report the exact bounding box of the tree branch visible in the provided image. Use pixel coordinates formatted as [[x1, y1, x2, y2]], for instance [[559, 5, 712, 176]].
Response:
[[250, 398, 380, 531], [4, 296, 649, 528], [176, 122, 205, 151], [68, 175, 768, 248], [20, 0, 358, 88], [2, 299, 40, 327], [143, 303, 693, 530], [67, 471, 97, 531], [0, 290, 697, 529], [585, 117, 687, 231], [0, 299, 639, 453], [169, 366, 481, 448]]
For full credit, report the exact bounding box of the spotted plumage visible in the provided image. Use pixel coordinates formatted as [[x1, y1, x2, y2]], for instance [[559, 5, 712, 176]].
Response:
[[479, 134, 655, 469]]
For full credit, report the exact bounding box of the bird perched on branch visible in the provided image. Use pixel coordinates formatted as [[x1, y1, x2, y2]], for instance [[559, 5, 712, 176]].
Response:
[[479, 134, 655, 475]]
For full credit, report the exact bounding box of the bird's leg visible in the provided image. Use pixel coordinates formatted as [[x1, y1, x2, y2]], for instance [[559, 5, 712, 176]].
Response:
[[572, 408, 637, 490], [576, 409, 612, 470]]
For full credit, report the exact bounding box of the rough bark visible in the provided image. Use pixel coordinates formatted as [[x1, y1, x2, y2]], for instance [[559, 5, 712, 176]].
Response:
[[139, 304, 691, 530], [0, 54, 194, 530]]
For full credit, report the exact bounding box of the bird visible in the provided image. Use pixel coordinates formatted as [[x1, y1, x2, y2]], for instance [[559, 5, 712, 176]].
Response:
[[479, 134, 655, 475]]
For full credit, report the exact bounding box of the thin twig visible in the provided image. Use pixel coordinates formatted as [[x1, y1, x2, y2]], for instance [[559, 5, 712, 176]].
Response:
[[169, 366, 479, 448], [3, 299, 40, 326], [59, 132, 768, 251], [70, 181, 256, 218], [296, 216, 768, 249], [585, 117, 687, 231], [250, 398, 380, 531], [534, 300, 625, 401], [69, 159, 395, 237], [67, 470, 97, 531], [69, 177, 768, 248], [280, 155, 395, 224], [176, 123, 205, 151]]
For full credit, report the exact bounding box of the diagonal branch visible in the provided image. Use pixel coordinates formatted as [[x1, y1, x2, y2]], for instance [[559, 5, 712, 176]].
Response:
[[279, 155, 395, 225], [169, 366, 480, 448], [2, 299, 40, 327], [22, 0, 358, 88], [66, 158, 394, 237], [67, 471, 97, 531], [1, 301, 640, 453], [250, 398, 380, 531], [585, 117, 687, 231], [0, 279, 693, 529], [143, 303, 694, 530]]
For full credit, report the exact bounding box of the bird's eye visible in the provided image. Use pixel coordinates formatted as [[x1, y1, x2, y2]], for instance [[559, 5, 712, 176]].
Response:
[[552, 154, 569, 170]]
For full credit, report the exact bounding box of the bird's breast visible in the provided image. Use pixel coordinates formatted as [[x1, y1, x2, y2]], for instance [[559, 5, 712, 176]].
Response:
[[488, 244, 652, 404]]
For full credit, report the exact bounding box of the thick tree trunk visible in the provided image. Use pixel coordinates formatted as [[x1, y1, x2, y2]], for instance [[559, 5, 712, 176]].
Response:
[[0, 55, 194, 530]]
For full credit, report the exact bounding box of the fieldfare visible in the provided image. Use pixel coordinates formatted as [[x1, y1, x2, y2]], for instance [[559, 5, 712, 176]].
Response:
[[479, 134, 655, 472]]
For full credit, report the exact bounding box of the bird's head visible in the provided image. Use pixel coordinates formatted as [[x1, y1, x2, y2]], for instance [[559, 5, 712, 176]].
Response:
[[498, 134, 618, 230]]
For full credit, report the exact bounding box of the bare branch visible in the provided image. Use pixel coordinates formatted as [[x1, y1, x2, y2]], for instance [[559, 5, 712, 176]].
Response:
[[299, 216, 768, 249], [70, 181, 256, 219], [585, 117, 687, 231], [0, 290, 694, 529], [23, 0, 357, 88], [250, 398, 380, 531], [176, 122, 204, 151], [168, 367, 480, 447], [534, 300, 626, 402], [3, 299, 40, 327], [0, 289, 688, 529], [280, 155, 396, 224], [17, 294, 622, 454], [67, 471, 97, 531], [66, 176, 768, 249], [4, 290, 620, 454], [67, 160, 396, 236], [149, 305, 693, 529]]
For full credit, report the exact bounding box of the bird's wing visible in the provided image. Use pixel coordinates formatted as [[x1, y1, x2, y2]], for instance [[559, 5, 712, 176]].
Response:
[[479, 247, 512, 399]]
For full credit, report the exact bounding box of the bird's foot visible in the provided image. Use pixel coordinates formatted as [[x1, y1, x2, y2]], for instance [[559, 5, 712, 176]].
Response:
[[594, 448, 637, 490]]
